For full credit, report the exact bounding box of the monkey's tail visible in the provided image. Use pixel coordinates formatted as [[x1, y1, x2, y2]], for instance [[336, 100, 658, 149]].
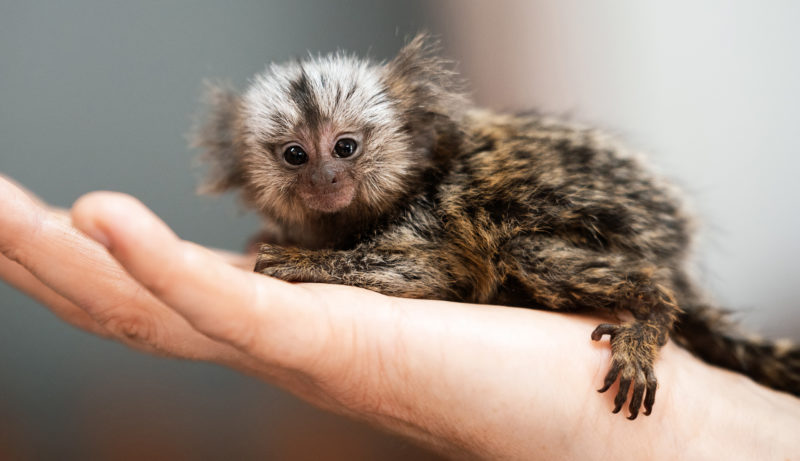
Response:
[[671, 304, 800, 397]]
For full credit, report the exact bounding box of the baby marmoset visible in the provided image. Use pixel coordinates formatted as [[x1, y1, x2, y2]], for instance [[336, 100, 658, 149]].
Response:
[[194, 34, 800, 419]]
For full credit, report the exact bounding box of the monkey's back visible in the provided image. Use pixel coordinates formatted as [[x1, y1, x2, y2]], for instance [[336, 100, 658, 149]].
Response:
[[429, 111, 695, 306]]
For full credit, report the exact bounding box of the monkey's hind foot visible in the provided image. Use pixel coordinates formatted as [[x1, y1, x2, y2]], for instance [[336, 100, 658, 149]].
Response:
[[591, 323, 660, 420]]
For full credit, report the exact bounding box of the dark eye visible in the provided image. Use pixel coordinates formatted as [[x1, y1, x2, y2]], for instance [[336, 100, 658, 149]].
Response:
[[283, 145, 308, 166], [333, 138, 358, 158]]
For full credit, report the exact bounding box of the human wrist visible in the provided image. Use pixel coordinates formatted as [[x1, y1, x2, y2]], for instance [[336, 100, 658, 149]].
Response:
[[681, 363, 800, 459]]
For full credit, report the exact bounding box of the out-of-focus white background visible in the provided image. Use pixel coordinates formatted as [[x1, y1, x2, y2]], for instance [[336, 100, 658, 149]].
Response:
[[438, 0, 800, 339], [1, 1, 797, 459]]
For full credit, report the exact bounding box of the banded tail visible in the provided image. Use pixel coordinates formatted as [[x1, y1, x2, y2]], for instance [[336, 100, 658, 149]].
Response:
[[672, 304, 800, 397]]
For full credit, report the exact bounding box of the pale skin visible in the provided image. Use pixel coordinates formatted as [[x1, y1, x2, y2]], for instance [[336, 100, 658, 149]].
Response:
[[0, 175, 798, 460]]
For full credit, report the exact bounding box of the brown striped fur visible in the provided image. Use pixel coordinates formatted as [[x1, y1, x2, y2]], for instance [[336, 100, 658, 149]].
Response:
[[193, 33, 800, 419]]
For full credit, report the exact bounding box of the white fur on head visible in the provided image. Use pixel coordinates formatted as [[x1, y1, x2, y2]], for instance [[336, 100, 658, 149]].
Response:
[[195, 33, 468, 244], [240, 51, 426, 229]]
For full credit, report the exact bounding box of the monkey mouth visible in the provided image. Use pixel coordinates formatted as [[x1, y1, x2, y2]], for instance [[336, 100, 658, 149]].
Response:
[[301, 185, 356, 213]]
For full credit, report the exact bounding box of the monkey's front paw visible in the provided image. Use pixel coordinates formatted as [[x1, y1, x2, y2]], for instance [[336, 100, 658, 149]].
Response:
[[254, 244, 285, 274], [254, 244, 332, 283], [253, 245, 307, 282], [591, 323, 659, 420]]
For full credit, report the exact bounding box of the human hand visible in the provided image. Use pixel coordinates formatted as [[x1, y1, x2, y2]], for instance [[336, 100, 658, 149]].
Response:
[[1, 175, 799, 460]]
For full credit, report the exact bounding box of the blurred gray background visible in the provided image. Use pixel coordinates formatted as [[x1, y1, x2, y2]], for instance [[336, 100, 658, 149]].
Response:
[[1, 1, 798, 459]]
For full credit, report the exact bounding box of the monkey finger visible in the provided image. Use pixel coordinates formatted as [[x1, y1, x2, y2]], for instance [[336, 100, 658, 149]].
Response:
[[71, 192, 331, 371]]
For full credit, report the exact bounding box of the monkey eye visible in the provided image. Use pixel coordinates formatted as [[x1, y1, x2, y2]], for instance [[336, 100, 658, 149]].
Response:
[[333, 138, 358, 158], [283, 145, 308, 166]]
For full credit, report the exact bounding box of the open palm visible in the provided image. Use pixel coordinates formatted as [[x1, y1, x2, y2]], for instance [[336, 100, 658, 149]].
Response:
[[1, 175, 798, 460]]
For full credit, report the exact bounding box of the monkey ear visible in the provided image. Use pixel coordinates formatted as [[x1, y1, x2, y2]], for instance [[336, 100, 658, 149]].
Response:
[[383, 32, 469, 122], [190, 81, 247, 194]]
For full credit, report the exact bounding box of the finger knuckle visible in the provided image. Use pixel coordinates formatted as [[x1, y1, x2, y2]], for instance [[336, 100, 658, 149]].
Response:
[[99, 311, 157, 344], [0, 245, 26, 267]]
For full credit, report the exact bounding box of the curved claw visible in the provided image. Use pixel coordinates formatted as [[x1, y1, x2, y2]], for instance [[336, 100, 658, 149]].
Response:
[[613, 376, 631, 413], [591, 323, 618, 341], [598, 360, 622, 393], [627, 373, 646, 420], [643, 368, 658, 416]]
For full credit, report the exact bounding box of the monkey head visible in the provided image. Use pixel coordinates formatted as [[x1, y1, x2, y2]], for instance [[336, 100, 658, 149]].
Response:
[[192, 34, 468, 239]]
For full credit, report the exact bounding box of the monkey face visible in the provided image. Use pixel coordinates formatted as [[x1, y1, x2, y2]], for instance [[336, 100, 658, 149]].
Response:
[[194, 34, 467, 233], [237, 55, 423, 224], [277, 128, 363, 213]]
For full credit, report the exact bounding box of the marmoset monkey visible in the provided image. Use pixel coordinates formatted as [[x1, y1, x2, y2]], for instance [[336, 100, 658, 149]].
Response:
[[193, 34, 800, 419]]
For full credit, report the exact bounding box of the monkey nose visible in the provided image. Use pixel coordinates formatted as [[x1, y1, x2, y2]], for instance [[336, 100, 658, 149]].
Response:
[[311, 166, 338, 186]]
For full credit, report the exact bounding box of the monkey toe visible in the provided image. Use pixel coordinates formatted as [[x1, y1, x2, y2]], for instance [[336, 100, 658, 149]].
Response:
[[598, 359, 622, 393], [601, 362, 653, 419], [612, 376, 631, 413], [591, 323, 618, 341], [643, 368, 658, 416], [627, 374, 647, 420]]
